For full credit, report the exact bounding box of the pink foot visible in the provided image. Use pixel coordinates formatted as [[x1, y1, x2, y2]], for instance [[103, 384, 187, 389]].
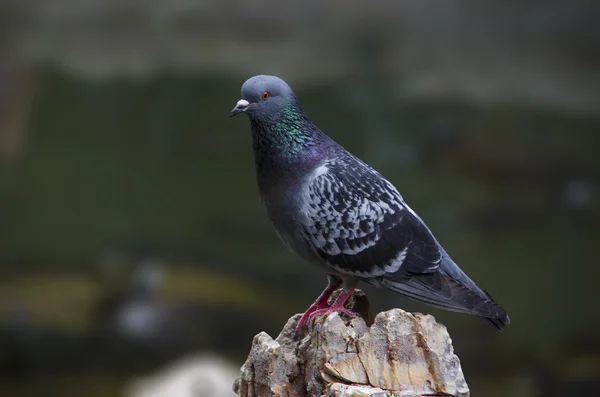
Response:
[[295, 279, 342, 334], [307, 306, 356, 330], [297, 287, 357, 334]]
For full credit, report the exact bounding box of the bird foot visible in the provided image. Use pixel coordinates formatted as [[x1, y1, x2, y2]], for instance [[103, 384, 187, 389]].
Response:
[[310, 306, 357, 331], [295, 288, 357, 335], [294, 279, 343, 334], [295, 300, 331, 334]]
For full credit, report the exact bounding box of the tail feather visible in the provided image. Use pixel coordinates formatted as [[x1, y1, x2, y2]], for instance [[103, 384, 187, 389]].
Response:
[[483, 315, 511, 330], [377, 273, 510, 331], [381, 278, 473, 313]]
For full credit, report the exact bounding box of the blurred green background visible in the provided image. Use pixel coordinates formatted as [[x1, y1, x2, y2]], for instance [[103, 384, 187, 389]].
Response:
[[1, 1, 599, 396]]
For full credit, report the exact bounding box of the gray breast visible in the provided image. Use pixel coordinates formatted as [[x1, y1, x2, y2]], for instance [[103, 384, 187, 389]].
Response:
[[264, 179, 320, 264]]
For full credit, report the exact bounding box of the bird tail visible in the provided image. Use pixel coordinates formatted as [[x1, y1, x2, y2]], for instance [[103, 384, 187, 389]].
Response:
[[378, 270, 510, 331], [482, 314, 511, 330], [477, 288, 511, 330]]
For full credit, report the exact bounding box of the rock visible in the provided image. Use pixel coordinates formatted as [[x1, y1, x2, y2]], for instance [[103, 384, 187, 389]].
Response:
[[125, 353, 238, 397], [233, 290, 469, 397], [326, 383, 390, 397]]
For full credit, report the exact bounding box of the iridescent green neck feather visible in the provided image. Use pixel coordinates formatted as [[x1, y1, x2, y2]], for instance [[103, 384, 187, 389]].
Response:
[[250, 102, 329, 170]]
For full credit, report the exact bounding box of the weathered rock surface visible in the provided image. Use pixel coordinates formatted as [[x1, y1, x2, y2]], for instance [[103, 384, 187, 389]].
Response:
[[233, 290, 469, 397]]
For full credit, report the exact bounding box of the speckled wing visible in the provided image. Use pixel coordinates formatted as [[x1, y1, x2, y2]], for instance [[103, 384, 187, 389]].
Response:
[[299, 156, 442, 280]]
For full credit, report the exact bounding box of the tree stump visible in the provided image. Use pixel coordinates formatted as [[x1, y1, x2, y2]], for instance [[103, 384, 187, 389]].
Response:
[[233, 290, 469, 397]]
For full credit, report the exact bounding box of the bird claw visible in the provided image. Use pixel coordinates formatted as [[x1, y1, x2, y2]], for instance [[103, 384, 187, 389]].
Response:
[[295, 304, 327, 334], [300, 306, 357, 334], [314, 310, 356, 332], [338, 308, 357, 319], [295, 286, 358, 335]]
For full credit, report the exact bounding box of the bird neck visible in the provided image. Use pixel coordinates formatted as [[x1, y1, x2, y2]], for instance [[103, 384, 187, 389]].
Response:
[[250, 103, 329, 174]]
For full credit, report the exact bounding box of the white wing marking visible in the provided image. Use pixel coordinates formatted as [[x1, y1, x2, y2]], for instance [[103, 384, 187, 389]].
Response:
[[326, 247, 408, 277]]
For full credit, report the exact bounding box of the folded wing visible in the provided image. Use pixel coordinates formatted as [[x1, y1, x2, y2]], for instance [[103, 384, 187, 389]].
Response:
[[299, 155, 509, 329]]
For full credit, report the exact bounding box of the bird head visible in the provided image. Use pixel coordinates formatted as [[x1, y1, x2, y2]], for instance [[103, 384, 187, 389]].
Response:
[[230, 75, 296, 119]]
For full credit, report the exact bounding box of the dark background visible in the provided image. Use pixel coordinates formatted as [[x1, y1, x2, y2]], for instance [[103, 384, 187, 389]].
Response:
[[1, 1, 599, 396]]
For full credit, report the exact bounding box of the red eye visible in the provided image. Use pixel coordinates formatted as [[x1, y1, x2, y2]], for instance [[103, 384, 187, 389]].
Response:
[[261, 91, 270, 100]]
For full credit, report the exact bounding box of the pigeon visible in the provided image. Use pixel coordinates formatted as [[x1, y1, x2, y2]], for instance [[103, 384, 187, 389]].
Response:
[[230, 75, 510, 333]]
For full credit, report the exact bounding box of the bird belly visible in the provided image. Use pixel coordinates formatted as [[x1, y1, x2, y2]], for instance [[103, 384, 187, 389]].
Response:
[[264, 198, 323, 266]]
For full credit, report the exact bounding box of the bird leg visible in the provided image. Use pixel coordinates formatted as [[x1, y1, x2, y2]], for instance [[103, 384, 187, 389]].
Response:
[[306, 285, 358, 330], [295, 277, 342, 334]]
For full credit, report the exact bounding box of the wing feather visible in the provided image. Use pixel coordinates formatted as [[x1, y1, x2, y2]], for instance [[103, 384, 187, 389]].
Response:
[[299, 156, 441, 278], [297, 154, 510, 330]]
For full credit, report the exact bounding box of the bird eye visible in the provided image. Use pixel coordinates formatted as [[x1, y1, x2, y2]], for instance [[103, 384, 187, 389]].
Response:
[[261, 91, 270, 100]]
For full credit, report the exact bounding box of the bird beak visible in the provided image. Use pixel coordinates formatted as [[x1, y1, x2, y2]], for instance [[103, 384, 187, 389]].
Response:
[[230, 99, 250, 117]]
